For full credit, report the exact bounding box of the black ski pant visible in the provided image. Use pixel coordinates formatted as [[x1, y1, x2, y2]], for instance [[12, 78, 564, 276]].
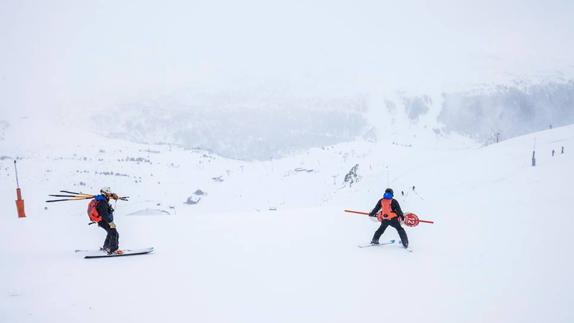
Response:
[[372, 218, 409, 247], [98, 221, 119, 252]]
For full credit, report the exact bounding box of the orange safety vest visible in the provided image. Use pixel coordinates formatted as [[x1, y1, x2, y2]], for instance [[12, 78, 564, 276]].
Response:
[[87, 199, 102, 223], [377, 198, 397, 221]]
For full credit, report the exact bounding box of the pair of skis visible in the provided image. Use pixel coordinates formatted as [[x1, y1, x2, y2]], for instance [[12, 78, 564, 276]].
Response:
[[75, 247, 154, 259], [358, 240, 413, 252], [46, 190, 129, 203]]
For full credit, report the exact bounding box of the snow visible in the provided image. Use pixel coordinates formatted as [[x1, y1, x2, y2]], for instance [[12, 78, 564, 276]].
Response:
[[1, 116, 573, 322], [2, 1, 573, 321]]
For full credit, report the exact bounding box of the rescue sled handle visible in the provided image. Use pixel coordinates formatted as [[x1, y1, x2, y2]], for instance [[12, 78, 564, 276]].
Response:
[[344, 209, 434, 224]]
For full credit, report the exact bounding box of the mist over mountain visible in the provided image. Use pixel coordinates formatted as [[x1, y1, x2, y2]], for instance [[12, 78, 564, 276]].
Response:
[[2, 0, 574, 160], [3, 0, 574, 122], [438, 80, 574, 143], [100, 92, 369, 160], [90, 78, 574, 160]]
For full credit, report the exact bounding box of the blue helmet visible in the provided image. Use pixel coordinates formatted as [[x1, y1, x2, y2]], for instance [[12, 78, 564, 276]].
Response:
[[383, 188, 394, 199]]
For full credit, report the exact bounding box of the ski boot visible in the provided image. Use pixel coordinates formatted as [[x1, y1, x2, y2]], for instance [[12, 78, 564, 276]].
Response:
[[104, 248, 124, 255], [109, 249, 124, 255], [370, 240, 379, 245]]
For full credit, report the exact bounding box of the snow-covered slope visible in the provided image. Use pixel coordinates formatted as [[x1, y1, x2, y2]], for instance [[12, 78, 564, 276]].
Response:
[[0, 116, 572, 322]]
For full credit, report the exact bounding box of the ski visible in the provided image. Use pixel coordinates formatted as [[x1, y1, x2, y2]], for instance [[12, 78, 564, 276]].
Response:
[[76, 246, 154, 253], [75, 247, 155, 253], [357, 240, 396, 248], [82, 247, 154, 259], [50, 194, 90, 198], [46, 197, 92, 203], [47, 190, 129, 203], [358, 240, 413, 252], [61, 190, 88, 195]]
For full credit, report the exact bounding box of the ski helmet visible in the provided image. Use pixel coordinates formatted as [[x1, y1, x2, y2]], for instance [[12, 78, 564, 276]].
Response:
[[383, 188, 394, 199], [100, 187, 112, 195]]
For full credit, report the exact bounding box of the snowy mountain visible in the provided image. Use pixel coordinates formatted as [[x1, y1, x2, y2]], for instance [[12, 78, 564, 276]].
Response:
[[2, 1, 574, 322], [96, 92, 370, 160], [439, 80, 574, 143]]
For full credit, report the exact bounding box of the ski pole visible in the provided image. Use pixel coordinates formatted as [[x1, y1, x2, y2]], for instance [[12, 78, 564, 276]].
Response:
[[14, 160, 20, 188], [49, 191, 129, 202], [46, 196, 93, 203], [60, 190, 89, 195], [49, 194, 93, 198]]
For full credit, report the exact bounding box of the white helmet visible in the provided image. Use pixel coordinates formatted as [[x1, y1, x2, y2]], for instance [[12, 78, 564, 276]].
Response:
[[100, 187, 112, 195]]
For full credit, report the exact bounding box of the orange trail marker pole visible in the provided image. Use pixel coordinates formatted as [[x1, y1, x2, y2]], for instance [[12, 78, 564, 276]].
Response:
[[14, 160, 26, 218]]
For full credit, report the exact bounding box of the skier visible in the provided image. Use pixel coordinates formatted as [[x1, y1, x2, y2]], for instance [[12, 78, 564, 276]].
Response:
[[368, 188, 409, 248], [87, 187, 123, 255]]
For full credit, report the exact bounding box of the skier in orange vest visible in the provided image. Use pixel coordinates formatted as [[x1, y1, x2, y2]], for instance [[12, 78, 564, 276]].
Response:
[[368, 188, 409, 248]]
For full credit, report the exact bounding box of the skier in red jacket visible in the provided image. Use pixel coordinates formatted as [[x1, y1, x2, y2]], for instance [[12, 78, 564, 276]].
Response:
[[368, 188, 409, 248]]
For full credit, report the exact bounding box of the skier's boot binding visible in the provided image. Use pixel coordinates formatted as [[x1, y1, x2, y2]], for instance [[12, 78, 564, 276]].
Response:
[[370, 240, 379, 245], [105, 248, 124, 255]]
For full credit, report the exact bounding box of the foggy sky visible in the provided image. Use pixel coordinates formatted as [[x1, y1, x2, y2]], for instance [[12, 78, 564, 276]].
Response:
[[1, 0, 573, 119]]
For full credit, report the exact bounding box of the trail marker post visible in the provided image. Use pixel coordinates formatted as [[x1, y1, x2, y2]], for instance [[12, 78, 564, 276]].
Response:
[[14, 160, 26, 218]]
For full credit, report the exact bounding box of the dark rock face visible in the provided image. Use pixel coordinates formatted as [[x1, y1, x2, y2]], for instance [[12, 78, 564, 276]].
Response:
[[344, 164, 360, 187], [185, 196, 201, 205]]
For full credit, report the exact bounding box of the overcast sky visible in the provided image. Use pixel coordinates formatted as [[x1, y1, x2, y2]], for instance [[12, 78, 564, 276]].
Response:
[[1, 0, 573, 119]]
